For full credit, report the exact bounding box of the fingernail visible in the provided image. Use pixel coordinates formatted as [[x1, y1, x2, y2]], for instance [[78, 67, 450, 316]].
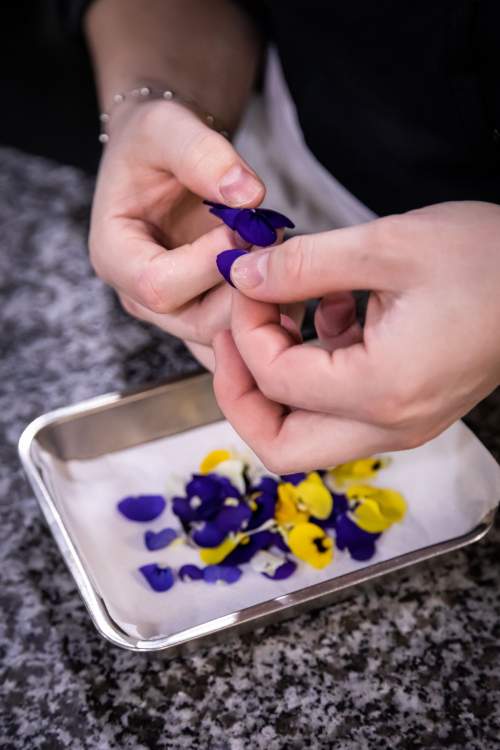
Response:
[[219, 165, 262, 206], [216, 249, 249, 286], [231, 250, 269, 289]]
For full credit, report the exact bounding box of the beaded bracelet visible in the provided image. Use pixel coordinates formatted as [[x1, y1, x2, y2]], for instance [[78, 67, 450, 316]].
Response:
[[98, 85, 230, 144]]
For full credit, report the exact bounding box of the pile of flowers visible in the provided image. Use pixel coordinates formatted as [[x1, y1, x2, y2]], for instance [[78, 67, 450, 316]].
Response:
[[117, 450, 407, 593]]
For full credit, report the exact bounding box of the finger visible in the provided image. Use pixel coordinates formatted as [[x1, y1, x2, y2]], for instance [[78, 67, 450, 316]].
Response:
[[184, 340, 215, 372], [230, 291, 380, 419], [213, 330, 394, 473], [96, 220, 238, 314], [314, 293, 363, 351], [151, 104, 265, 208], [118, 282, 231, 345], [229, 216, 413, 302]]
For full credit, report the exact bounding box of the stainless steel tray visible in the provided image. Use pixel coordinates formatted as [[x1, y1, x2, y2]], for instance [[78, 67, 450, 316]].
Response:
[[19, 372, 497, 655]]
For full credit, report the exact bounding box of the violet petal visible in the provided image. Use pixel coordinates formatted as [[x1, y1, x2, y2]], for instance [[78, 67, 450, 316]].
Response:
[[172, 496, 196, 525], [192, 522, 227, 548], [203, 565, 242, 584], [280, 472, 306, 486], [234, 210, 277, 246], [214, 503, 252, 534], [335, 513, 380, 555], [203, 201, 242, 230], [252, 476, 278, 497], [117, 495, 166, 523], [179, 564, 204, 581], [263, 558, 297, 580], [216, 249, 249, 286], [223, 530, 275, 565], [144, 527, 178, 551], [257, 208, 295, 229], [247, 493, 276, 530], [270, 531, 290, 553], [139, 564, 175, 592]]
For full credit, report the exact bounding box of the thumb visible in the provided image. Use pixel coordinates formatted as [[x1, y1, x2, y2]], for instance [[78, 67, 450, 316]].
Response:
[[156, 104, 265, 207], [229, 218, 406, 302]]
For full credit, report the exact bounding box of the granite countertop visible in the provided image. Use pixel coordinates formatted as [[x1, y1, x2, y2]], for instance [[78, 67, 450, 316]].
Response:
[[1, 147, 500, 750]]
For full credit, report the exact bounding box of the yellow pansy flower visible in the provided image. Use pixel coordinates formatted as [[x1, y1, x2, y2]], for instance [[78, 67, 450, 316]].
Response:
[[346, 485, 407, 533], [287, 522, 334, 569], [199, 534, 241, 564], [275, 483, 309, 525], [199, 449, 232, 474], [329, 457, 390, 487], [296, 472, 333, 520]]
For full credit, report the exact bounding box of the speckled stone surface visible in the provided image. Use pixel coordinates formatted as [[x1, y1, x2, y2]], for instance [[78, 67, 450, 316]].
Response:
[[1, 147, 500, 750]]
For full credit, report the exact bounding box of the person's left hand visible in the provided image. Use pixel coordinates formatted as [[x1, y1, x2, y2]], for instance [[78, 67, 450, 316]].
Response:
[[213, 201, 500, 472]]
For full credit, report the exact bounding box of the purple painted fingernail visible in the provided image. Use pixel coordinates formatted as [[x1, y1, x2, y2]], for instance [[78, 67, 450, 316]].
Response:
[[216, 249, 249, 286]]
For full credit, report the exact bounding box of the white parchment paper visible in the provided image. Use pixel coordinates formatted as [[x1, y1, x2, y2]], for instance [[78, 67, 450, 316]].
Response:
[[37, 419, 500, 640]]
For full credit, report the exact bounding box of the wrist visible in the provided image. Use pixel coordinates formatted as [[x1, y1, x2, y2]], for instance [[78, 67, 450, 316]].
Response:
[[99, 85, 231, 144]]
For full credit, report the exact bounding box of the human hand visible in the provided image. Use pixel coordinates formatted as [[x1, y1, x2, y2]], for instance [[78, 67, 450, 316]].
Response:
[[213, 201, 500, 472], [89, 99, 265, 368]]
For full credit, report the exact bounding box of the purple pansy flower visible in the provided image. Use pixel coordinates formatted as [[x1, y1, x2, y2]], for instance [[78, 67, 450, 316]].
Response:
[[117, 495, 166, 522], [252, 476, 279, 497], [205, 201, 294, 246], [335, 513, 380, 561], [203, 564, 242, 584], [311, 493, 349, 529], [192, 521, 227, 548], [144, 527, 178, 551], [139, 563, 175, 592], [262, 558, 297, 580], [223, 530, 275, 565], [179, 564, 204, 581], [173, 474, 241, 528], [247, 493, 276, 531], [215, 502, 252, 534]]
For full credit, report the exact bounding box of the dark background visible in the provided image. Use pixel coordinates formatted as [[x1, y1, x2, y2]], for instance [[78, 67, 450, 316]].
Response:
[[0, 2, 99, 173]]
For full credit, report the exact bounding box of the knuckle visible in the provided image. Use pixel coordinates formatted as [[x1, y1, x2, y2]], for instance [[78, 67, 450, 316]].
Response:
[[279, 235, 314, 284], [135, 261, 175, 314], [365, 383, 417, 429]]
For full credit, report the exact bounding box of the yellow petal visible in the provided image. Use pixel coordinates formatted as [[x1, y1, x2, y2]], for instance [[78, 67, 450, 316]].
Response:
[[199, 535, 240, 564], [352, 498, 392, 533], [329, 457, 390, 486], [347, 485, 407, 532], [275, 483, 309, 525], [199, 449, 232, 474], [287, 522, 334, 569], [373, 488, 407, 523], [296, 472, 333, 520]]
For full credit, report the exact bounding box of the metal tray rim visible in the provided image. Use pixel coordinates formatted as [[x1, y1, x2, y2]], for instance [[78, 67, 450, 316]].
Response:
[[18, 376, 498, 654]]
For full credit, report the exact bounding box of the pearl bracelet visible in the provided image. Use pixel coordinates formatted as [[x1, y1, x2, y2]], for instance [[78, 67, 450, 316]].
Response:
[[98, 85, 230, 144]]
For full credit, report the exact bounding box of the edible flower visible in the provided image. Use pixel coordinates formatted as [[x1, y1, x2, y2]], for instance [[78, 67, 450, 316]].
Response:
[[144, 527, 178, 551], [287, 522, 334, 569], [251, 550, 297, 580], [295, 472, 333, 520], [139, 563, 175, 592], [203, 564, 242, 584], [275, 483, 309, 526], [117, 494, 166, 522], [329, 457, 390, 487], [347, 485, 407, 533], [200, 449, 233, 474], [199, 534, 242, 564], [178, 564, 203, 581], [335, 513, 380, 561], [178, 564, 204, 581], [205, 201, 294, 246]]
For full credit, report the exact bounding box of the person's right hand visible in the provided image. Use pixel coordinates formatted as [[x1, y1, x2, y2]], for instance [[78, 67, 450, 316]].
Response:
[[89, 99, 265, 369]]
